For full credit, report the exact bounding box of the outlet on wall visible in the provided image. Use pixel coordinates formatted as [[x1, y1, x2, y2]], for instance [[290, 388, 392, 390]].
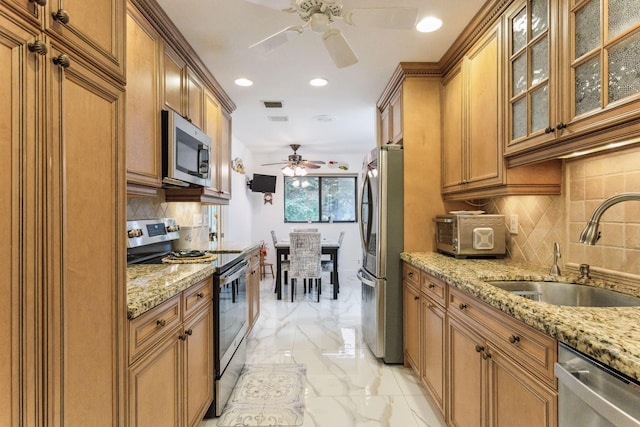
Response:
[[510, 214, 519, 234]]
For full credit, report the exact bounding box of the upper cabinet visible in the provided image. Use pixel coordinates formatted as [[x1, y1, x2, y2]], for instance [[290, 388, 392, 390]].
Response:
[[505, 0, 640, 165], [441, 21, 562, 200], [162, 43, 185, 117], [377, 86, 403, 145]]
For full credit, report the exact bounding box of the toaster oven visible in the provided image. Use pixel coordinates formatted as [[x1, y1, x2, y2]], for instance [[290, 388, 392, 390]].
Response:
[[434, 214, 506, 258]]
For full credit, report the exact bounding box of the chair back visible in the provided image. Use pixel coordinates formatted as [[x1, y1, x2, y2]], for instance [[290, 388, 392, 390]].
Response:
[[270, 230, 278, 246], [338, 231, 345, 246], [289, 232, 322, 279], [293, 228, 318, 232]]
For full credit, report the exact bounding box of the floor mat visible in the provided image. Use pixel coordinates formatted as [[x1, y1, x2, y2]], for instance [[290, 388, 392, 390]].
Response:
[[217, 363, 306, 426]]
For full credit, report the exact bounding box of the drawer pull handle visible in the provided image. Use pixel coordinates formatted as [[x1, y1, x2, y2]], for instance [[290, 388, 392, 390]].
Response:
[[51, 9, 70, 24], [28, 40, 48, 55], [52, 54, 71, 68], [408, 272, 414, 277], [185, 329, 193, 336], [481, 351, 491, 360], [196, 292, 205, 298], [156, 319, 166, 327], [428, 283, 435, 289], [509, 335, 520, 344], [475, 345, 484, 353], [458, 303, 468, 310], [179, 334, 187, 341], [414, 295, 420, 301]]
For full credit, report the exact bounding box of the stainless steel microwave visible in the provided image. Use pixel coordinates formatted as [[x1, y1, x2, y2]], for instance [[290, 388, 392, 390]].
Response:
[[162, 110, 211, 187], [434, 214, 506, 258]]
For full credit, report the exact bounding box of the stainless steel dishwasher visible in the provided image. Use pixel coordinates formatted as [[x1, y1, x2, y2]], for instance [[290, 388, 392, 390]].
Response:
[[555, 343, 640, 427]]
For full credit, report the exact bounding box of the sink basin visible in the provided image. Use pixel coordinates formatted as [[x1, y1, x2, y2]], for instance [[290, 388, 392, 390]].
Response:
[[487, 281, 640, 307]]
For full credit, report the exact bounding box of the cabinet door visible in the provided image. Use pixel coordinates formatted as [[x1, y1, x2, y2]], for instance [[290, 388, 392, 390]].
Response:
[[218, 110, 232, 199], [448, 315, 486, 427], [421, 298, 446, 415], [505, 0, 557, 153], [0, 0, 41, 26], [390, 89, 403, 144], [45, 0, 125, 81], [562, 0, 640, 132], [129, 329, 182, 427], [441, 64, 464, 193], [204, 89, 221, 194], [126, 3, 162, 190], [186, 68, 204, 129], [403, 282, 420, 374], [46, 44, 126, 427], [487, 345, 557, 427], [379, 104, 390, 145], [183, 304, 214, 427], [466, 23, 503, 190], [163, 43, 185, 115], [0, 20, 41, 427]]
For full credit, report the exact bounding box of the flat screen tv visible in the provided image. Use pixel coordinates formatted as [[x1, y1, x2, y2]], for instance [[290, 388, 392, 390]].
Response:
[[250, 174, 277, 193]]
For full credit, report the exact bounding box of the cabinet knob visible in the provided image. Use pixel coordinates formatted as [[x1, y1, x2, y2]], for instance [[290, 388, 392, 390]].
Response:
[[52, 54, 71, 68], [544, 126, 555, 134], [51, 9, 70, 24], [179, 334, 187, 341], [28, 40, 48, 56], [475, 345, 484, 353], [428, 283, 435, 289], [556, 122, 568, 130], [458, 303, 467, 310], [185, 329, 193, 336], [156, 319, 166, 327], [408, 272, 414, 277], [196, 292, 205, 298], [481, 350, 491, 360], [414, 295, 419, 301], [28, 0, 47, 6], [508, 335, 520, 344]]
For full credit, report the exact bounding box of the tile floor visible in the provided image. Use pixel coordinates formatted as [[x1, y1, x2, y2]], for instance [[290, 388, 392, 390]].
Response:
[[201, 273, 447, 427]]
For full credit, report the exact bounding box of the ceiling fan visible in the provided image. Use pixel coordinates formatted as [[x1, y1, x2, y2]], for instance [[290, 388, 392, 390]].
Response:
[[246, 0, 418, 68], [261, 144, 325, 176]]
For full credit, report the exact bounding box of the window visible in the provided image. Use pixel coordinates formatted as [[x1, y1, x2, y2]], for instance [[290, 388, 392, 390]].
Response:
[[284, 176, 357, 223]]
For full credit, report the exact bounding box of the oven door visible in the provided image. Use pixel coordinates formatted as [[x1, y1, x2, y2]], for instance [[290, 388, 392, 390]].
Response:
[[215, 259, 248, 375]]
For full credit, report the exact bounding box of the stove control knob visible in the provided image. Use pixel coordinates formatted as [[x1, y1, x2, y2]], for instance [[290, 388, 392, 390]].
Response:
[[127, 228, 143, 238], [166, 225, 180, 233]]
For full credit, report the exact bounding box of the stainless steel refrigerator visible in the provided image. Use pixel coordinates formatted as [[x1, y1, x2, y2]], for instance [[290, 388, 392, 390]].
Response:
[[357, 145, 403, 364]]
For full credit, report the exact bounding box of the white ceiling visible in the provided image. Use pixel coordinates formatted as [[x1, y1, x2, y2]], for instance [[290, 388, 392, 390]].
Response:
[[155, 0, 487, 160]]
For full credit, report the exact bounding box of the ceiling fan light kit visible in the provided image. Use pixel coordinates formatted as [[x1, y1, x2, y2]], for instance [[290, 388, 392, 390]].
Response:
[[247, 0, 418, 68], [262, 144, 325, 176]]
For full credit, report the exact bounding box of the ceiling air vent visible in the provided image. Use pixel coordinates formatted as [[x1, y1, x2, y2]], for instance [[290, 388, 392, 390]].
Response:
[[262, 101, 283, 108], [267, 116, 288, 122]]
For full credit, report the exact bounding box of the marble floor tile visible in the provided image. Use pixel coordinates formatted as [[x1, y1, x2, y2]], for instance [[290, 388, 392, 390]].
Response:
[[202, 275, 447, 427]]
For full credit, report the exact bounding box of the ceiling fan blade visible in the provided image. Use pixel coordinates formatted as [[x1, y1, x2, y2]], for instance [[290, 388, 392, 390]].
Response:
[[342, 7, 418, 29], [302, 162, 322, 169], [261, 161, 288, 166], [305, 160, 326, 164], [244, 0, 295, 12], [250, 25, 304, 53], [322, 29, 358, 68]]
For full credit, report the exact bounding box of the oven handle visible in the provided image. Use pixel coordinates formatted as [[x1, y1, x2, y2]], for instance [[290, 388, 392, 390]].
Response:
[[219, 259, 249, 285], [555, 362, 640, 427]]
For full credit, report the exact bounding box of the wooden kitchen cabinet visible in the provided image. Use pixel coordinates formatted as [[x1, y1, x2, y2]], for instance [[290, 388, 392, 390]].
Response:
[[447, 286, 557, 427], [402, 268, 421, 374], [128, 277, 214, 427], [505, 0, 640, 166], [161, 43, 204, 129], [185, 68, 205, 130], [247, 248, 261, 332], [441, 20, 562, 200], [218, 109, 233, 199], [126, 1, 163, 194]]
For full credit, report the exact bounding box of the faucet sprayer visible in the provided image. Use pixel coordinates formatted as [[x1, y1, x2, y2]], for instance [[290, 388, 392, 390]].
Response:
[[579, 192, 640, 245]]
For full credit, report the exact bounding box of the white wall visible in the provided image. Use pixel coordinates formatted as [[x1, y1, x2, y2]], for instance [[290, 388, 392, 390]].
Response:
[[226, 141, 372, 277]]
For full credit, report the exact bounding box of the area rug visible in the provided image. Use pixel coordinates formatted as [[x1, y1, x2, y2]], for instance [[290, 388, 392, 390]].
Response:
[[217, 363, 306, 426]]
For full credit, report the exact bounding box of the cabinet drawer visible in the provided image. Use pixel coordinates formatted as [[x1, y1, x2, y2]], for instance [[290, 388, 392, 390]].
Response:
[[129, 294, 181, 363], [420, 271, 446, 307], [403, 262, 420, 286], [449, 287, 556, 385], [183, 277, 213, 320]]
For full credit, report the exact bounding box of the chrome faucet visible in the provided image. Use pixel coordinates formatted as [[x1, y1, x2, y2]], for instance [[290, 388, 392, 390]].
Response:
[[549, 242, 561, 276], [579, 192, 640, 245]]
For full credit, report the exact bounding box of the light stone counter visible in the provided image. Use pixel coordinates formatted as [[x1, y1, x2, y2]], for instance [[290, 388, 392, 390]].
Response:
[[401, 252, 640, 382], [127, 241, 261, 319]]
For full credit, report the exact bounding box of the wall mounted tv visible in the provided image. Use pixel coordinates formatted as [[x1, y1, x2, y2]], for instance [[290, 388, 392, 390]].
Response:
[[250, 174, 277, 193]]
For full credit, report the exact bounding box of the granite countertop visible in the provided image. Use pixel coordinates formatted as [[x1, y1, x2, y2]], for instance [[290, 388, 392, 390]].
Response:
[[127, 241, 261, 319], [401, 252, 640, 382]]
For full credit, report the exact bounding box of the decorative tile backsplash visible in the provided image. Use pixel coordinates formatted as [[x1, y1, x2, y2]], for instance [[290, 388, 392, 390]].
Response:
[[127, 191, 209, 226]]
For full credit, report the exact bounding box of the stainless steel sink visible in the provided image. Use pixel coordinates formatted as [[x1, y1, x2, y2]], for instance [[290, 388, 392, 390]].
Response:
[[487, 281, 640, 307]]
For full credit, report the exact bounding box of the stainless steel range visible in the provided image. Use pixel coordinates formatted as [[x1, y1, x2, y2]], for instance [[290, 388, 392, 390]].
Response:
[[126, 218, 248, 418]]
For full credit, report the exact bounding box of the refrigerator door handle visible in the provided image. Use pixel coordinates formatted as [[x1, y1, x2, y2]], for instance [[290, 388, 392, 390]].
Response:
[[357, 269, 376, 288]]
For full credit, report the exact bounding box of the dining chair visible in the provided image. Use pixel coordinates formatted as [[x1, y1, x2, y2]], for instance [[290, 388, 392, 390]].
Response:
[[288, 232, 322, 302], [293, 227, 318, 232], [271, 230, 289, 292]]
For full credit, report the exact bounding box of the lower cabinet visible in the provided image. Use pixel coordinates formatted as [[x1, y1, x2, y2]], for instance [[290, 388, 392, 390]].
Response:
[[128, 277, 214, 427], [247, 248, 261, 332], [402, 262, 558, 427]]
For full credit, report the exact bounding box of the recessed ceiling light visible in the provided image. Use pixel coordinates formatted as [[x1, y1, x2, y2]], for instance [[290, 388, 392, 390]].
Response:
[[234, 78, 253, 87], [309, 78, 328, 87], [416, 17, 443, 33]]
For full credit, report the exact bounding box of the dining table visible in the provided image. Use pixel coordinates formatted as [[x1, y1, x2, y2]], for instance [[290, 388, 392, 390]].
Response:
[[274, 238, 340, 300]]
